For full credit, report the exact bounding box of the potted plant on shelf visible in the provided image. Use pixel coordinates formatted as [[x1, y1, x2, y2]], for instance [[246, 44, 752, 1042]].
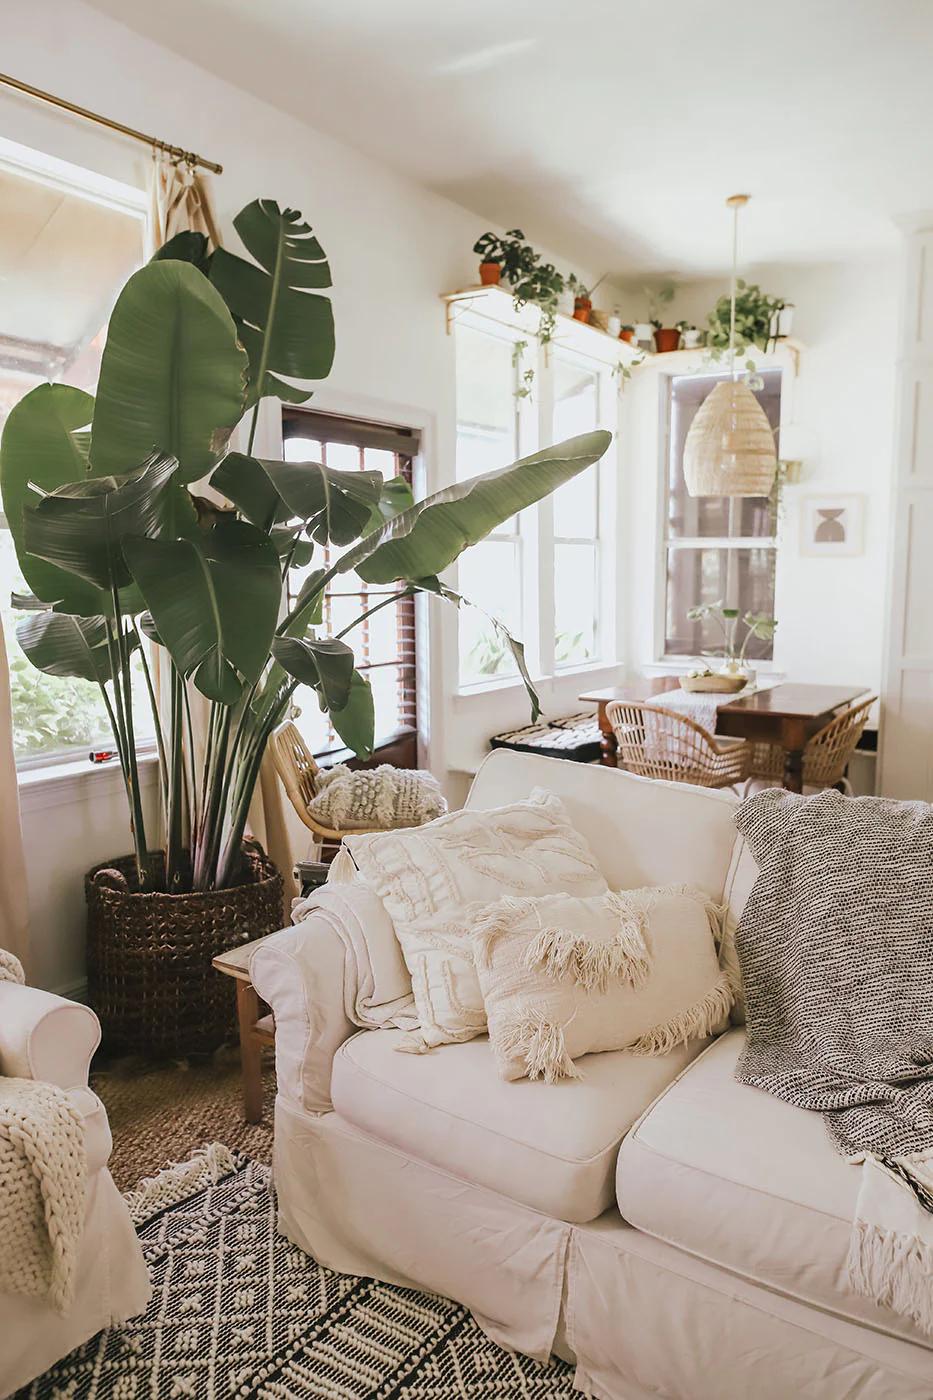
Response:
[[645, 283, 678, 351], [619, 324, 635, 343], [2, 199, 612, 1057], [568, 272, 606, 323], [472, 230, 566, 341], [683, 602, 777, 689], [678, 322, 703, 349], [706, 279, 784, 358]]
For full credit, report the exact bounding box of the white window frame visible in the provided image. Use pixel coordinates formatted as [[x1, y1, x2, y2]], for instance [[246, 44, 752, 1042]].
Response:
[[654, 367, 782, 665], [450, 290, 624, 698], [0, 137, 149, 773]]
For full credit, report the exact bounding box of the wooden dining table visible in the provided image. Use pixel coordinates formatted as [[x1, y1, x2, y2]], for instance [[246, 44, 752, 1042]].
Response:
[[579, 677, 870, 792]]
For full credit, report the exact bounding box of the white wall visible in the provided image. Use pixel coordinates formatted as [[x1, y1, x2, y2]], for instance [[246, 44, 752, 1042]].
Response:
[[617, 257, 899, 694], [5, 0, 610, 989]]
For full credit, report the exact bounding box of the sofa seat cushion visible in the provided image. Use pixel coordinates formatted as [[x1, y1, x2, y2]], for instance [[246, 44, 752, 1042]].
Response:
[[616, 1028, 933, 1347], [331, 1029, 705, 1223]]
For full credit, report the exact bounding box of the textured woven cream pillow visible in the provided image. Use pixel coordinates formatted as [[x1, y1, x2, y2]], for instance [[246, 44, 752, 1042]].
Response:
[[343, 790, 608, 1048], [471, 885, 732, 1083], [307, 764, 446, 832]]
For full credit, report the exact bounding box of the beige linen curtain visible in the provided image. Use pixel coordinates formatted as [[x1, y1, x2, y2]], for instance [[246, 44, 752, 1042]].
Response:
[[146, 158, 297, 908], [0, 620, 30, 968]]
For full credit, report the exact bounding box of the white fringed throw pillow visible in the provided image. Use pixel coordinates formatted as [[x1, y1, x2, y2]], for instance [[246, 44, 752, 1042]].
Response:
[[343, 790, 608, 1048], [471, 885, 732, 1083]]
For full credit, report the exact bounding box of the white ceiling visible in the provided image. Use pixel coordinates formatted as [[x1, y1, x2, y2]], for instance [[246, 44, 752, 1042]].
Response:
[[85, 0, 930, 277]]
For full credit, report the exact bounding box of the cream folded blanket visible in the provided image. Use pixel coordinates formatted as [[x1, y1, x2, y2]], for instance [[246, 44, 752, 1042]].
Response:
[[0, 948, 87, 1312]]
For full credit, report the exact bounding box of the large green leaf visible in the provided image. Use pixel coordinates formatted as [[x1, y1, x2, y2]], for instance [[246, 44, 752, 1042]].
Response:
[[150, 230, 212, 274], [340, 430, 612, 585], [329, 670, 375, 759], [209, 201, 335, 407], [211, 452, 382, 544], [22, 452, 180, 592], [123, 517, 281, 704], [16, 611, 137, 685], [90, 261, 247, 483], [271, 636, 355, 712], [415, 575, 542, 721], [0, 383, 105, 613]]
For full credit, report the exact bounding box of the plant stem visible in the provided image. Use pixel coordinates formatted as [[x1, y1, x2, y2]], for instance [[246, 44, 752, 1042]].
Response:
[[135, 628, 168, 811], [334, 589, 408, 640]]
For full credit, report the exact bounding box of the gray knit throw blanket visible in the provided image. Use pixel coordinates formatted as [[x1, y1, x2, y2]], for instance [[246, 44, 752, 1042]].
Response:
[[734, 787, 933, 1336]]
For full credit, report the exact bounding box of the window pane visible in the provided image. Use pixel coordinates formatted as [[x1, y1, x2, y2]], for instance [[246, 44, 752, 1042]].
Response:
[[458, 540, 521, 683], [555, 542, 597, 667], [455, 323, 519, 480], [664, 546, 776, 659], [283, 434, 323, 465], [552, 357, 598, 538], [1, 155, 147, 761], [665, 370, 781, 539]]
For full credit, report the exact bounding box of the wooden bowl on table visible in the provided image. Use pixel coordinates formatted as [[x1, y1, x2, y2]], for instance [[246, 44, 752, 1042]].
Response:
[[680, 672, 748, 694]]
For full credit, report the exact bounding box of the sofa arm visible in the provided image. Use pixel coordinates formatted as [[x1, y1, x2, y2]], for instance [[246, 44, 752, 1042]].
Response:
[[0, 984, 101, 1089], [251, 917, 355, 1115]]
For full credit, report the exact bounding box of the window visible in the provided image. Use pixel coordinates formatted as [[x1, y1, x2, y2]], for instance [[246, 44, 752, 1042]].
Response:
[[0, 139, 149, 763], [454, 321, 527, 684], [660, 369, 781, 661], [282, 409, 419, 760], [452, 309, 616, 690], [552, 353, 600, 667]]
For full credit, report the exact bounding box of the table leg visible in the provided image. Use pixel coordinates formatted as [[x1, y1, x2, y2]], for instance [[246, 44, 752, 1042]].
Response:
[[783, 747, 804, 794], [597, 704, 618, 767], [236, 980, 263, 1125]]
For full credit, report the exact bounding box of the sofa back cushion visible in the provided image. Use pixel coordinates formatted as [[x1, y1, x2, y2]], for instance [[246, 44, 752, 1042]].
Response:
[[468, 750, 741, 901]]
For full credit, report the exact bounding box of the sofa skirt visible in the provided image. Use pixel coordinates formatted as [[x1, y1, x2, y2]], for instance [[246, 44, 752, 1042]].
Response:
[[272, 1099, 933, 1400], [1, 1168, 152, 1397]]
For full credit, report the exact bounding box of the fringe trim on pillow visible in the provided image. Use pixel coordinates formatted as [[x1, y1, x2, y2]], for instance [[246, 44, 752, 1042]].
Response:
[[499, 1008, 581, 1084], [523, 895, 651, 993], [847, 1217, 933, 1337], [471, 896, 538, 969], [631, 972, 734, 1057]]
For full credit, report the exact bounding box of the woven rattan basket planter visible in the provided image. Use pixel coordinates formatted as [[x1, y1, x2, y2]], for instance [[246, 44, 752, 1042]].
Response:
[[86, 842, 283, 1057]]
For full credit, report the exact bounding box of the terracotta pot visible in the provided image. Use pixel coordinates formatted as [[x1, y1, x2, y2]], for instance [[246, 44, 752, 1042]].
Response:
[[479, 261, 501, 286], [653, 327, 681, 353], [619, 329, 634, 343], [573, 297, 592, 323]]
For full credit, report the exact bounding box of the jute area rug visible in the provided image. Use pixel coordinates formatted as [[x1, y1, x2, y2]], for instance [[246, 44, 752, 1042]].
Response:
[[14, 1146, 576, 1399]]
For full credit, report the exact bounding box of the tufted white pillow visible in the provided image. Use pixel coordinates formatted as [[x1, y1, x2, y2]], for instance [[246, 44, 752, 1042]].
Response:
[[343, 790, 608, 1048], [471, 885, 732, 1083]]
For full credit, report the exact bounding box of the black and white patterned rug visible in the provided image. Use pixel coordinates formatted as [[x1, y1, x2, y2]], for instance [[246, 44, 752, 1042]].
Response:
[[16, 1148, 576, 1399]]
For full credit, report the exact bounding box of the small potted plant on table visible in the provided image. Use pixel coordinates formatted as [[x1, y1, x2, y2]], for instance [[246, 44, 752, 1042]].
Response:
[[683, 602, 777, 689]]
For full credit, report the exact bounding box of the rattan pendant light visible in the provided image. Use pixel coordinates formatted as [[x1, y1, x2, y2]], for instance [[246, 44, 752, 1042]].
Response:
[[683, 194, 778, 497]]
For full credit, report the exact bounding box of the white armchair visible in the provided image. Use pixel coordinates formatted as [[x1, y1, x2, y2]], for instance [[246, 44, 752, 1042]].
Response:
[[0, 980, 151, 1399]]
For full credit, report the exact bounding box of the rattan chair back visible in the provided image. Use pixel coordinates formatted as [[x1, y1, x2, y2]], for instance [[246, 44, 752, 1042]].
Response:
[[749, 696, 876, 789], [605, 700, 749, 789]]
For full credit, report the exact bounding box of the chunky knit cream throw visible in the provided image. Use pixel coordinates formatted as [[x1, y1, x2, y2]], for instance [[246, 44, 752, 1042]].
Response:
[[0, 949, 87, 1312]]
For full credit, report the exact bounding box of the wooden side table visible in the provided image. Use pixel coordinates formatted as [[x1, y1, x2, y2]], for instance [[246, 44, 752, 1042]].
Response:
[[213, 936, 276, 1124]]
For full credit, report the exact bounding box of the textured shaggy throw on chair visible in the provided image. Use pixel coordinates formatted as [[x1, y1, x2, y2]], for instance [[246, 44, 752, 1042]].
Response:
[[734, 787, 933, 1336], [14, 1145, 575, 1399], [0, 950, 86, 1312]]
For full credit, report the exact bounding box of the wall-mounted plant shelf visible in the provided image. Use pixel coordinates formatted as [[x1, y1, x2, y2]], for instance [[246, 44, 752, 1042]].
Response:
[[441, 284, 642, 368]]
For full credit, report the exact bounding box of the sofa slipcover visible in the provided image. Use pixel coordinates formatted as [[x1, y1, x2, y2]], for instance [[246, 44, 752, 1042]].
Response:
[[331, 1027, 705, 1222], [616, 1028, 933, 1346]]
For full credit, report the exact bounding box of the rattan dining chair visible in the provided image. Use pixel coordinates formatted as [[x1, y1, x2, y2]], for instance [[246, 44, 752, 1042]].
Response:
[[748, 695, 876, 793], [605, 701, 751, 791]]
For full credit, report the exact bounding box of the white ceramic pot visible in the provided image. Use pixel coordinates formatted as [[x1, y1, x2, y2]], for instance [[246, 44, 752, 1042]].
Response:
[[681, 329, 703, 349], [634, 321, 653, 343], [558, 288, 576, 316], [607, 313, 622, 338]]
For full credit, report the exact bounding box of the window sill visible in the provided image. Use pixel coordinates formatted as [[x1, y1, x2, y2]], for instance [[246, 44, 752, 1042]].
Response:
[[17, 751, 160, 814], [454, 660, 624, 706]]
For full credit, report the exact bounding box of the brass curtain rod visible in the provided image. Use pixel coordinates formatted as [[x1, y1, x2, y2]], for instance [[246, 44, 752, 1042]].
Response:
[[0, 71, 223, 175]]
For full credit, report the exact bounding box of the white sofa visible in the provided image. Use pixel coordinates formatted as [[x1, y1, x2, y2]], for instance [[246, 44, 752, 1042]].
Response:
[[252, 749, 933, 1399], [0, 980, 151, 1398]]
